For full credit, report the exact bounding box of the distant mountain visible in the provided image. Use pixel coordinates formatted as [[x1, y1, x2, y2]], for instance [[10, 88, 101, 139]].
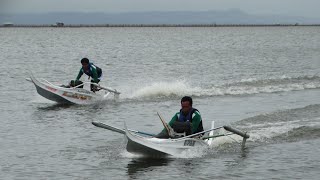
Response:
[[1, 10, 319, 25]]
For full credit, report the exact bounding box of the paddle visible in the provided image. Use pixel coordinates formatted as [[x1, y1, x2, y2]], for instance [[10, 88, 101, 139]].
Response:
[[92, 121, 155, 137], [91, 83, 120, 94], [156, 112, 175, 138]]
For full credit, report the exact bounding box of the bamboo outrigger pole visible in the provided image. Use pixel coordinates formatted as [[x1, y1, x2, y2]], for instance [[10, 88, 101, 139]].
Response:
[[223, 126, 250, 149]]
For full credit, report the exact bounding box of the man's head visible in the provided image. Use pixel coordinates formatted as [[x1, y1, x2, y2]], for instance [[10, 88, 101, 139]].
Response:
[[181, 96, 193, 114], [81, 58, 90, 70]]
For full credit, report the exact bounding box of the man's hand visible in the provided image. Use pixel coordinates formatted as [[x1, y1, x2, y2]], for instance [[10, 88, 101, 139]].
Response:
[[91, 84, 98, 92], [92, 85, 101, 92]]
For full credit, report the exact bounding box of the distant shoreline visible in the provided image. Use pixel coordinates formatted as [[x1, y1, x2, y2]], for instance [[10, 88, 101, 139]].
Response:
[[1, 23, 320, 28]]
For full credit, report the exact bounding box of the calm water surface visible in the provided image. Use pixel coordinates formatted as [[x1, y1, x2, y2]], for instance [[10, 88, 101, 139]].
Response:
[[1, 27, 320, 179]]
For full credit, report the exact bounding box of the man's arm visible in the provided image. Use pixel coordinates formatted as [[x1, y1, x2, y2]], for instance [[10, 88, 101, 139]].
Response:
[[191, 111, 202, 133], [91, 68, 99, 83], [168, 113, 179, 127], [160, 113, 178, 133], [76, 68, 83, 80]]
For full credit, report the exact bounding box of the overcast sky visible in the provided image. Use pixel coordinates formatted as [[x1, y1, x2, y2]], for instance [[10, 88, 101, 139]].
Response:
[[1, 0, 319, 18]]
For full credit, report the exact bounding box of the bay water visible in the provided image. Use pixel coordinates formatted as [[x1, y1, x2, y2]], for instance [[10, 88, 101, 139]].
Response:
[[1, 26, 320, 179]]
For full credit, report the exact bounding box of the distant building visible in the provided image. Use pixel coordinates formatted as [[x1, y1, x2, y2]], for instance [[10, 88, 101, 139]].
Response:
[[3, 22, 14, 27], [51, 22, 64, 27], [56, 22, 64, 27]]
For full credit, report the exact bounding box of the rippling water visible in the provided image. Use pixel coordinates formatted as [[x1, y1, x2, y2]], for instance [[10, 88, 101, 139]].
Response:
[[1, 27, 320, 179]]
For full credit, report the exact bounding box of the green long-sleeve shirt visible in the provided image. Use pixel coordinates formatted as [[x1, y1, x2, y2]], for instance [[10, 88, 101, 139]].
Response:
[[76, 64, 99, 83]]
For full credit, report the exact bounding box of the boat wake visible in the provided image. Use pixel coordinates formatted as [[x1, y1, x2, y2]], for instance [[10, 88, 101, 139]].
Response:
[[173, 146, 209, 158], [129, 80, 200, 99], [126, 75, 320, 100], [232, 104, 320, 144]]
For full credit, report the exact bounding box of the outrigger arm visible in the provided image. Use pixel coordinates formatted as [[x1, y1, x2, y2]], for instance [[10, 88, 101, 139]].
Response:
[[92, 121, 155, 137], [223, 126, 250, 149]]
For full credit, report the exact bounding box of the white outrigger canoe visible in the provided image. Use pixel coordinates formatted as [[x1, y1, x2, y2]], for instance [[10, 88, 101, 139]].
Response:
[[92, 120, 249, 157], [26, 74, 120, 105]]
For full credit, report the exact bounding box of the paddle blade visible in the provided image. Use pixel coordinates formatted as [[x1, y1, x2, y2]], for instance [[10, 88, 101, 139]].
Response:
[[157, 112, 175, 138]]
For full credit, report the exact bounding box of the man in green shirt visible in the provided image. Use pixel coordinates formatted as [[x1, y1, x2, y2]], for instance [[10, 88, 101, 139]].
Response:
[[156, 96, 204, 138], [76, 58, 102, 92]]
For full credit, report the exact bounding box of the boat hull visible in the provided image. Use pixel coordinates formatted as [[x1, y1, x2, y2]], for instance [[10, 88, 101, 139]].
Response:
[[125, 125, 209, 157], [126, 137, 169, 157], [29, 74, 104, 104], [34, 83, 73, 104], [92, 121, 250, 157]]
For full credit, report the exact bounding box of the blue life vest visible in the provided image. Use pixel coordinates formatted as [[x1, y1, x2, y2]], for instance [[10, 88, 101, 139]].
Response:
[[178, 108, 196, 122], [176, 108, 204, 134]]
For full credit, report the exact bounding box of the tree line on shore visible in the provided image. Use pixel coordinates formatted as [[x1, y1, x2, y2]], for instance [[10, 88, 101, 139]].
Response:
[[1, 23, 320, 28]]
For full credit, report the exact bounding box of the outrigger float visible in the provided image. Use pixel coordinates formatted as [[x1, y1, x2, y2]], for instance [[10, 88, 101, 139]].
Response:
[[26, 74, 120, 105], [92, 113, 250, 157]]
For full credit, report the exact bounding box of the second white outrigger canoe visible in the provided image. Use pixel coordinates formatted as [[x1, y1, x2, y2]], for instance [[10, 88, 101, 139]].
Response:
[[92, 121, 250, 157], [27, 73, 120, 105]]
